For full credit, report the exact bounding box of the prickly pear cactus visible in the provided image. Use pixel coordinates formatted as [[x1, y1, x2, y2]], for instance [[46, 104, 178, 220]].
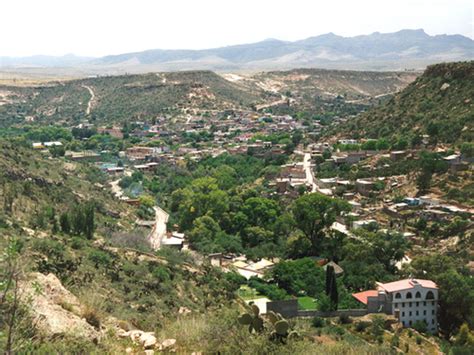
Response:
[[274, 320, 289, 336], [238, 304, 264, 333]]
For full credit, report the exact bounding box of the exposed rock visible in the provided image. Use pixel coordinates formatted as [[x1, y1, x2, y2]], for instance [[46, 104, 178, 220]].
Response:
[[144, 350, 155, 355], [178, 306, 192, 315], [140, 332, 158, 349], [158, 338, 177, 351], [440, 82, 450, 91], [20, 272, 100, 341]]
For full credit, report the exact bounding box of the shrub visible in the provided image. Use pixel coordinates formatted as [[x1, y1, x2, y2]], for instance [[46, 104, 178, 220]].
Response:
[[82, 307, 101, 329], [416, 336, 422, 345], [391, 334, 400, 348], [312, 316, 325, 328], [338, 314, 352, 324], [413, 320, 427, 334], [355, 321, 370, 332]]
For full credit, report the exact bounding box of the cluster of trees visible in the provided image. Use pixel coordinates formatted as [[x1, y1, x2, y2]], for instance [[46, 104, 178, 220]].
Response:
[[59, 202, 95, 239], [416, 151, 448, 192]]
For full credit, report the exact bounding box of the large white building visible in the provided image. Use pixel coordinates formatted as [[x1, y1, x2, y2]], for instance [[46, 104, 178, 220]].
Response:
[[353, 278, 438, 333]]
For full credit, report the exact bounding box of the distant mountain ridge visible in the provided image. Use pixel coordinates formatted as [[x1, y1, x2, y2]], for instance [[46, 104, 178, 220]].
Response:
[[1, 29, 473, 72]]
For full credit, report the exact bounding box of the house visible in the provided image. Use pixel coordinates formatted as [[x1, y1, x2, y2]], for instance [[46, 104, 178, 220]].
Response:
[[390, 151, 407, 161], [352, 278, 438, 333], [323, 260, 344, 276], [355, 179, 375, 196]]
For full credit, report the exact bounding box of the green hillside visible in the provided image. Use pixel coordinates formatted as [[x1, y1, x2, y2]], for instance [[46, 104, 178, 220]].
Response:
[[339, 61, 474, 144], [0, 71, 264, 126]]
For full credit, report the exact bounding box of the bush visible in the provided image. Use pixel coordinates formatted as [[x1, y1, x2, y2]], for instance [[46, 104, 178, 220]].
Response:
[[415, 336, 422, 345], [338, 314, 352, 324], [355, 321, 370, 332], [390, 334, 400, 348], [413, 320, 427, 333], [82, 307, 101, 329], [312, 316, 325, 328]]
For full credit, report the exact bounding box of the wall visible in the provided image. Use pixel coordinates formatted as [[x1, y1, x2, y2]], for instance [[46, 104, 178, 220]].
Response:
[[266, 300, 368, 319]]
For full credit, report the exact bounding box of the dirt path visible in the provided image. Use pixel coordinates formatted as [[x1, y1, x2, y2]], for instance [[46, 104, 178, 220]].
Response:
[[82, 85, 95, 115], [148, 206, 169, 250]]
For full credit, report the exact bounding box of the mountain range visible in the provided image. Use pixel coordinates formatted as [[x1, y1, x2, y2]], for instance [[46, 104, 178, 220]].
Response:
[[1, 29, 473, 73]]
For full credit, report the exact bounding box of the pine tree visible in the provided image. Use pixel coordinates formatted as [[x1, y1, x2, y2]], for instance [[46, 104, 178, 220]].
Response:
[[83, 202, 95, 240], [325, 264, 338, 310], [59, 213, 70, 234]]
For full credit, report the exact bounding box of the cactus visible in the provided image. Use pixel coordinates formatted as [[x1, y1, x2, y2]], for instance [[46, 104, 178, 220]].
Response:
[[267, 311, 278, 325], [238, 304, 264, 333], [238, 306, 300, 341], [274, 320, 289, 335]]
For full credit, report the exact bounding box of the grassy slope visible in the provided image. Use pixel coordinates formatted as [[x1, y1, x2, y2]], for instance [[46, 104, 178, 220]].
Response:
[[338, 61, 474, 143], [252, 68, 418, 100], [0, 71, 264, 126]]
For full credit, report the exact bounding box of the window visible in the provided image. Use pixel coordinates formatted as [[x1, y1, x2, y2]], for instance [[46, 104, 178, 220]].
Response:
[[409, 311, 412, 316], [406, 292, 413, 299], [416, 302, 419, 307], [402, 312, 405, 317], [426, 291, 435, 300], [395, 292, 401, 299], [409, 320, 412, 326], [432, 319, 435, 324], [409, 302, 412, 307], [415, 291, 421, 298], [416, 311, 419, 316], [432, 310, 435, 315], [423, 310, 426, 315], [402, 302, 405, 307], [423, 301, 426, 306]]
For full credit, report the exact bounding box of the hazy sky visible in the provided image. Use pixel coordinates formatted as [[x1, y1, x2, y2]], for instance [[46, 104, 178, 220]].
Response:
[[2, 0, 473, 57]]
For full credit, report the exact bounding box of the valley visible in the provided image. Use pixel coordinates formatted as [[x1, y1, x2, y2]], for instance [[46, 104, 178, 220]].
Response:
[[0, 61, 473, 354]]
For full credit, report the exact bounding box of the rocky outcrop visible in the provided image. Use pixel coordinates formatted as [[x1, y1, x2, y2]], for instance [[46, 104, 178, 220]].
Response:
[[118, 329, 176, 351], [20, 272, 100, 342]]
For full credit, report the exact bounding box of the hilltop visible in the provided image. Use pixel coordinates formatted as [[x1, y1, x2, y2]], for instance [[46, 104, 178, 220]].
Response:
[[337, 61, 474, 144]]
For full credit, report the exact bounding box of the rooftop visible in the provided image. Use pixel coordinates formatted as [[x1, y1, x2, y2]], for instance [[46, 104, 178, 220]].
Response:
[[376, 279, 437, 293]]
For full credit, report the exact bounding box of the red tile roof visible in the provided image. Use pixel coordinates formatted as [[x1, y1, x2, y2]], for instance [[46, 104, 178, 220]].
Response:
[[352, 290, 378, 305]]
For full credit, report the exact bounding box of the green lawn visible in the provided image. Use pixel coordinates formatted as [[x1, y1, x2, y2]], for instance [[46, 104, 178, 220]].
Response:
[[237, 286, 261, 300], [298, 296, 317, 310]]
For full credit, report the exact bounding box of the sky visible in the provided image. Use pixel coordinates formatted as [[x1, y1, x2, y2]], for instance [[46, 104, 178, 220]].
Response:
[[2, 0, 473, 57]]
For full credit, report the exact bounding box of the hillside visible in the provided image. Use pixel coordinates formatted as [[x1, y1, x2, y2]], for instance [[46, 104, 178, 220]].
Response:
[[337, 61, 474, 144], [0, 141, 449, 353], [1, 29, 473, 73], [0, 71, 265, 125], [0, 68, 419, 126], [249, 68, 418, 100]]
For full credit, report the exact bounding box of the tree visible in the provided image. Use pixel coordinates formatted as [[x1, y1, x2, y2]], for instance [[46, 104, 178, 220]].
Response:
[[59, 212, 70, 234], [83, 202, 95, 240], [291, 193, 349, 255], [325, 265, 338, 310], [272, 258, 325, 297]]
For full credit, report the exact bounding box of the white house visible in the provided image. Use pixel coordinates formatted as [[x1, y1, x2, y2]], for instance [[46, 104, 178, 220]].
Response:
[[353, 278, 438, 333]]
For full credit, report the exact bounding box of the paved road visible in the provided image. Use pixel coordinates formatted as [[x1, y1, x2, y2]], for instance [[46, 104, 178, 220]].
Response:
[[303, 153, 318, 192], [148, 206, 169, 250]]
